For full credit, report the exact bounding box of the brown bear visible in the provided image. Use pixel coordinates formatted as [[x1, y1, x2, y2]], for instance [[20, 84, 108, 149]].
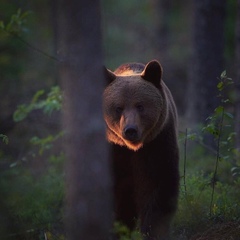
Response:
[[103, 60, 179, 240]]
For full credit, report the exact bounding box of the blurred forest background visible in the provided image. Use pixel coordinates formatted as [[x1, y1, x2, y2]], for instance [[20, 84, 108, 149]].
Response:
[[0, 0, 240, 239]]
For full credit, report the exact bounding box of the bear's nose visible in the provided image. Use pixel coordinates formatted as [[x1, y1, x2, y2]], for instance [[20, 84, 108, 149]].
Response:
[[123, 126, 138, 141]]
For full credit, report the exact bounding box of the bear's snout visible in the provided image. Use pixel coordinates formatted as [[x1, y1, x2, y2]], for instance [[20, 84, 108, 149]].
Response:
[[123, 125, 139, 142]]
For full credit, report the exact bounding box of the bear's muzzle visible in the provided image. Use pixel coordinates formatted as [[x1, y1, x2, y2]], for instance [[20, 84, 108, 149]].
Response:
[[123, 125, 139, 142]]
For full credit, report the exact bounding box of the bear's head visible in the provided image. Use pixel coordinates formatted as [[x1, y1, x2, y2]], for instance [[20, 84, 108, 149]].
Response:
[[103, 60, 167, 151]]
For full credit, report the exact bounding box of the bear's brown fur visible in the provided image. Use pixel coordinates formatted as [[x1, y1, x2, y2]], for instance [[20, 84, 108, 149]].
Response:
[[103, 60, 179, 240]]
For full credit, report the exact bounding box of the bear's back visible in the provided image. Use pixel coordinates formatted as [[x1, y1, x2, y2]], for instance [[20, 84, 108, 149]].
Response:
[[114, 63, 145, 76]]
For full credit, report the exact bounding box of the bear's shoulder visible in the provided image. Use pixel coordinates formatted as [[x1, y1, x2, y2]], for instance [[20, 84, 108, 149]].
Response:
[[114, 63, 145, 76]]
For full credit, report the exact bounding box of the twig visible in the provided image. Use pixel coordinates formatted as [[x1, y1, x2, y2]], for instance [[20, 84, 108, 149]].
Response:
[[1, 28, 60, 62], [183, 128, 187, 194]]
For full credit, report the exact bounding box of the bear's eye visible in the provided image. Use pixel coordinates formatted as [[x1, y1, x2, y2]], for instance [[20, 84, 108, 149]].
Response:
[[116, 107, 123, 114], [136, 104, 144, 112]]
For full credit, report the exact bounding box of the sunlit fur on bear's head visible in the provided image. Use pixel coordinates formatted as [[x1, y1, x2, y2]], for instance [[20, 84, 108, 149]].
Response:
[[103, 60, 168, 151]]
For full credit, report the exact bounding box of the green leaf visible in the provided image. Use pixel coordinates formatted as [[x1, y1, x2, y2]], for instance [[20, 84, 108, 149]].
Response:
[[10, 162, 18, 168], [30, 132, 63, 155], [202, 123, 219, 136], [232, 172, 240, 177], [187, 133, 197, 140], [13, 104, 30, 122], [3, 8, 31, 35], [215, 106, 224, 114], [224, 112, 233, 119], [220, 70, 226, 79], [32, 89, 45, 103], [0, 134, 9, 144], [0, 21, 4, 29], [231, 167, 240, 173], [217, 81, 224, 91], [222, 99, 230, 103]]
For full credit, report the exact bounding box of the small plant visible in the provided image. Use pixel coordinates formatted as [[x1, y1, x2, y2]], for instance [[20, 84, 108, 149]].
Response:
[[202, 70, 234, 216], [13, 86, 62, 122], [1, 153, 65, 239], [0, 8, 31, 35], [113, 222, 142, 240], [0, 86, 65, 239], [30, 132, 63, 155], [175, 71, 239, 238]]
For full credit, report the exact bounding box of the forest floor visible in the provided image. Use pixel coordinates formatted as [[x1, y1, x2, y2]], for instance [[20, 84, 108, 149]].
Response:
[[175, 221, 240, 240]]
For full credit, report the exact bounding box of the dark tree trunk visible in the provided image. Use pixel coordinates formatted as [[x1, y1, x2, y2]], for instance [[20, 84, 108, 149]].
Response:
[[235, 0, 240, 151], [49, 0, 60, 84], [187, 0, 226, 126], [154, 0, 171, 65], [59, 1, 113, 240]]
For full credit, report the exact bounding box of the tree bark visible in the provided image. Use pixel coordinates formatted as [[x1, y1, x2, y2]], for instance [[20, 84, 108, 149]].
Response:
[[235, 0, 240, 151], [59, 1, 113, 239], [154, 0, 171, 65], [187, 0, 226, 126]]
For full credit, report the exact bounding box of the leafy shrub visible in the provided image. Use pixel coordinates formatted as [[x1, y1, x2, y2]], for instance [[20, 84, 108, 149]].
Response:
[[113, 222, 142, 240], [0, 86, 64, 239], [0, 153, 64, 239]]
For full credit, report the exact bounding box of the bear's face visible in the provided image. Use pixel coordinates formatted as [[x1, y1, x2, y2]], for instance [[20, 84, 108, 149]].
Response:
[[103, 60, 165, 151]]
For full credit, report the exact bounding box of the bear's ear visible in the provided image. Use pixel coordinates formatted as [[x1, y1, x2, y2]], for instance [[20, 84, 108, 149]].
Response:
[[104, 67, 116, 84], [141, 60, 163, 88]]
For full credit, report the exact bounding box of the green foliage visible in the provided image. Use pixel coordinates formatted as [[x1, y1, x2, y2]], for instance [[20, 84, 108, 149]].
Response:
[[173, 71, 239, 238], [30, 132, 63, 155], [0, 1, 237, 239], [0, 8, 31, 35], [202, 71, 235, 163], [0, 6, 238, 234], [217, 70, 233, 92], [0, 153, 64, 238], [0, 84, 64, 238], [173, 173, 240, 238], [0, 134, 9, 144], [13, 86, 62, 122], [231, 166, 240, 178], [113, 222, 142, 240], [5, 68, 238, 239]]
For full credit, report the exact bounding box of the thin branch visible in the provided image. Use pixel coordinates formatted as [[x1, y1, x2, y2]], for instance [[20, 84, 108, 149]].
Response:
[[179, 130, 224, 158], [209, 107, 225, 216], [183, 128, 187, 194], [1, 28, 60, 62]]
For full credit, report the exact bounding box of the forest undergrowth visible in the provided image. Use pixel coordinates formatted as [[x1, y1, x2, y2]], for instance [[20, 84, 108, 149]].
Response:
[[113, 72, 240, 240], [1, 69, 240, 240], [1, 4, 240, 240]]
